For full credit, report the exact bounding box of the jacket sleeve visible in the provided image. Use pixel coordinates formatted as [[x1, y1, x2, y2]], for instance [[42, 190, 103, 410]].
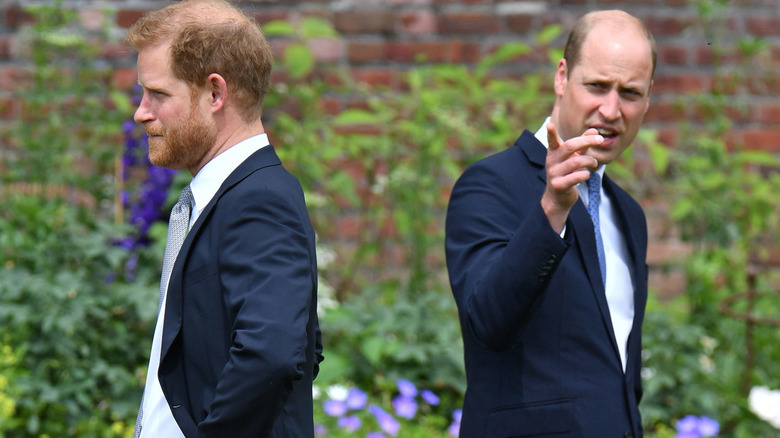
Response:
[[196, 183, 316, 438], [445, 160, 571, 351]]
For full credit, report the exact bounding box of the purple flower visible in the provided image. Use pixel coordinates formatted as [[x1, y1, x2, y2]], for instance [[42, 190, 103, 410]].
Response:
[[346, 388, 368, 410], [392, 395, 417, 419], [314, 423, 327, 437], [449, 409, 462, 437], [369, 405, 400, 436], [452, 409, 462, 423], [421, 389, 440, 406], [338, 415, 362, 432], [396, 379, 417, 397], [366, 433, 384, 438], [323, 399, 347, 417], [677, 415, 699, 433], [697, 416, 719, 437], [675, 415, 720, 438]]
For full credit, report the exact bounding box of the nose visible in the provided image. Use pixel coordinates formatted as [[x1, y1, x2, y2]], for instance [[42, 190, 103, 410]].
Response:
[[133, 91, 154, 124], [599, 90, 621, 122]]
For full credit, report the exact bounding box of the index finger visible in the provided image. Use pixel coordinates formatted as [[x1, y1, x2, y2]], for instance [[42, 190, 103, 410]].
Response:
[[546, 122, 562, 151]]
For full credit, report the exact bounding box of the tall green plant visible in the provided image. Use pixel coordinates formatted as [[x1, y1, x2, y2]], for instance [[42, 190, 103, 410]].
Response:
[[262, 18, 562, 397], [641, 0, 780, 435], [0, 3, 155, 437]]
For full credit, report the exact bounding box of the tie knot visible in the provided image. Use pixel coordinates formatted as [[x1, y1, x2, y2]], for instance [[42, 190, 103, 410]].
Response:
[[178, 185, 193, 206]]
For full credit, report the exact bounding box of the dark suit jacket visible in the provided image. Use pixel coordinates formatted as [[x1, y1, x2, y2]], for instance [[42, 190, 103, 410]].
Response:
[[158, 145, 322, 438], [445, 131, 648, 438]]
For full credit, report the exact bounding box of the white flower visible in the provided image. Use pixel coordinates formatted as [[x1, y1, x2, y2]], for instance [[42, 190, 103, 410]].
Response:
[[326, 384, 349, 402], [698, 354, 715, 373], [749, 386, 780, 429], [312, 385, 322, 400]]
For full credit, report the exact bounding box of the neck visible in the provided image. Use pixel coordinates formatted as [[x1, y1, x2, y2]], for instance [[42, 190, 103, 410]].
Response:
[[188, 118, 265, 176]]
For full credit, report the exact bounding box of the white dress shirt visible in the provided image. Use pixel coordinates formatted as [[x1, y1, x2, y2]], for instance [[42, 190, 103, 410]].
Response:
[[534, 119, 635, 372], [140, 134, 270, 437]]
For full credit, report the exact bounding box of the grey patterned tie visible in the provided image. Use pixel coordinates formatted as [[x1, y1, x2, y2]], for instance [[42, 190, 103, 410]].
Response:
[[587, 173, 607, 285], [134, 184, 193, 438]]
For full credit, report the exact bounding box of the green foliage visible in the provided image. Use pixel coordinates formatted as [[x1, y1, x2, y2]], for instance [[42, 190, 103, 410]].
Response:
[[317, 284, 465, 396], [0, 3, 153, 437], [638, 0, 780, 435], [266, 19, 562, 398]]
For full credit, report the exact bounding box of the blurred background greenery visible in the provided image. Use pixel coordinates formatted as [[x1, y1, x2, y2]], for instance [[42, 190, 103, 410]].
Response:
[[0, 1, 778, 437]]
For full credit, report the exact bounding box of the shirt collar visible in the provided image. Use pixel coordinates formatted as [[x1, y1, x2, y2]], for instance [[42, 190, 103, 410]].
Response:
[[189, 133, 270, 216]]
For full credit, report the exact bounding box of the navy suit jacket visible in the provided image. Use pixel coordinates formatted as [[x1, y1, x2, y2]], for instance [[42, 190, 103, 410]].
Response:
[[445, 131, 648, 438], [158, 145, 322, 438]]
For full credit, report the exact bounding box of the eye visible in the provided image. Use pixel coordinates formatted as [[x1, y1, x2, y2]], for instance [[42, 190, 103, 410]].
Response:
[[621, 88, 643, 100], [585, 82, 607, 92]]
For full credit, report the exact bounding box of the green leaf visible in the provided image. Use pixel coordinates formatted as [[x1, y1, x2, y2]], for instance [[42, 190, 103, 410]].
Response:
[[261, 20, 297, 37], [283, 43, 314, 79], [301, 16, 338, 39], [536, 24, 563, 46], [476, 42, 530, 76], [737, 150, 780, 166], [333, 109, 381, 126], [648, 141, 671, 175]]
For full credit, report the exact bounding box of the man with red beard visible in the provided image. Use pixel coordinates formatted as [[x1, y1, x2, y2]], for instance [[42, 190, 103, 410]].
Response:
[[126, 1, 322, 437], [446, 10, 655, 437]]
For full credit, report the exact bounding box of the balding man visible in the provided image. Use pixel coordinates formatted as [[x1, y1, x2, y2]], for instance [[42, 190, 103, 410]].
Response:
[[126, 1, 322, 437], [445, 10, 655, 437]]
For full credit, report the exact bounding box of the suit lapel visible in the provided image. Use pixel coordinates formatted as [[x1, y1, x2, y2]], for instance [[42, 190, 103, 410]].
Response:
[[602, 175, 647, 373], [160, 145, 283, 360]]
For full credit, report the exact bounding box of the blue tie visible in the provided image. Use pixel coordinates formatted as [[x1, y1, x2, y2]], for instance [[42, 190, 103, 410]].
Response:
[[587, 173, 607, 285]]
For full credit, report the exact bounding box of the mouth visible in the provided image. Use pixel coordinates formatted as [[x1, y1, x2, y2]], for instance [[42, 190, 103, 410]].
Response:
[[594, 127, 617, 138]]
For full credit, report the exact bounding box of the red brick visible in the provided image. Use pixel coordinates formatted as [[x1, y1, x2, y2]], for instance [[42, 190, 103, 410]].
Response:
[[0, 35, 12, 59], [647, 240, 690, 266], [644, 101, 683, 123], [0, 96, 18, 119], [649, 270, 687, 300], [101, 41, 131, 59], [386, 40, 481, 63], [653, 73, 708, 94], [644, 15, 695, 36], [352, 68, 396, 89], [308, 38, 345, 62], [111, 67, 138, 91], [400, 11, 437, 35], [758, 103, 780, 124], [116, 9, 146, 28], [506, 14, 533, 34], [5, 7, 34, 29], [560, 0, 587, 4], [0, 66, 27, 92], [318, 97, 342, 115], [747, 75, 780, 95], [386, 41, 448, 62], [347, 41, 386, 64], [696, 44, 741, 66], [437, 12, 500, 35], [743, 128, 780, 152], [434, 0, 489, 3], [333, 11, 396, 35], [660, 45, 688, 65], [664, 0, 688, 6], [252, 11, 290, 26], [746, 17, 780, 36]]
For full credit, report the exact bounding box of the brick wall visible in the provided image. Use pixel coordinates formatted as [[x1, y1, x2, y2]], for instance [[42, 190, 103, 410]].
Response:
[[2, 0, 779, 297]]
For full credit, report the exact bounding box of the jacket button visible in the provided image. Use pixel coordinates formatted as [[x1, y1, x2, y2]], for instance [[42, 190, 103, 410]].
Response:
[[624, 432, 634, 438]]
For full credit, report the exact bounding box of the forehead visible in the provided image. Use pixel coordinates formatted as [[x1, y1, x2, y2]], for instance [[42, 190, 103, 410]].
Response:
[[136, 42, 180, 89], [573, 26, 653, 85]]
